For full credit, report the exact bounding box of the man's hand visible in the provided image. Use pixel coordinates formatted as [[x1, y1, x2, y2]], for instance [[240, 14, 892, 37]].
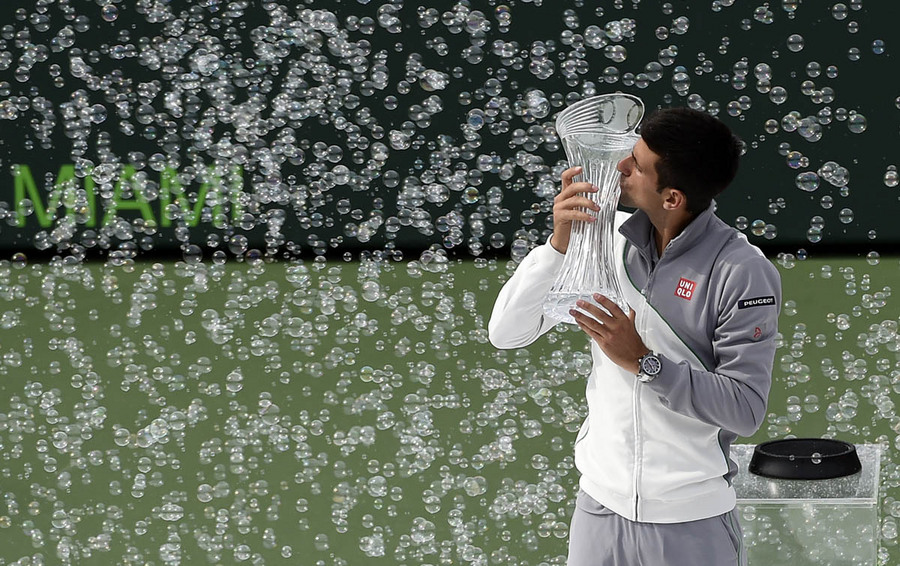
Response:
[[570, 294, 650, 375], [550, 166, 600, 254]]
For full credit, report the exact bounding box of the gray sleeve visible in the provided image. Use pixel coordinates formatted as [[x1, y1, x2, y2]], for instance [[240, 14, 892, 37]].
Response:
[[645, 255, 782, 437]]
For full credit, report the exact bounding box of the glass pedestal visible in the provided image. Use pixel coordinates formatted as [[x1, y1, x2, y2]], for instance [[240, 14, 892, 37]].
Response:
[[732, 444, 881, 566]]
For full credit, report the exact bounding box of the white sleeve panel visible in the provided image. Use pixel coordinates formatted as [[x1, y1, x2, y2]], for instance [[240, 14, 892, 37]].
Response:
[[488, 243, 566, 349]]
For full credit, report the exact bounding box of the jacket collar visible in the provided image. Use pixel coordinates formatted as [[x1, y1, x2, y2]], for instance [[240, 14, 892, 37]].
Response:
[[618, 201, 718, 261]]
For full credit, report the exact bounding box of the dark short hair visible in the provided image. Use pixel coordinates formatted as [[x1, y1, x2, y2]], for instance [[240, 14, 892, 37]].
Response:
[[639, 107, 742, 215]]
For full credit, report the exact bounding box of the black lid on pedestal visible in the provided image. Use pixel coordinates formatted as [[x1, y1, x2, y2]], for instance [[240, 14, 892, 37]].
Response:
[[749, 438, 861, 480]]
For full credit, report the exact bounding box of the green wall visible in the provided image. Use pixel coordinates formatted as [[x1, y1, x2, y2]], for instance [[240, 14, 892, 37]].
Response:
[[0, 255, 898, 563]]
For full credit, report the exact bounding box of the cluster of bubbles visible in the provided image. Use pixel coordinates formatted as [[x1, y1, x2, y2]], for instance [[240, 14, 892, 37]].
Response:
[[0, 0, 896, 259], [0, 0, 899, 564], [2, 248, 899, 564], [0, 255, 598, 564]]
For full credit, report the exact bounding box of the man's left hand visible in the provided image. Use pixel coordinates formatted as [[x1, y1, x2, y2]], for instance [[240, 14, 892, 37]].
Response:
[[570, 294, 650, 375]]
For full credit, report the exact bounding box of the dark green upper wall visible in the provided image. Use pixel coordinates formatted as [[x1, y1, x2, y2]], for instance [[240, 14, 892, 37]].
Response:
[[0, 0, 897, 258]]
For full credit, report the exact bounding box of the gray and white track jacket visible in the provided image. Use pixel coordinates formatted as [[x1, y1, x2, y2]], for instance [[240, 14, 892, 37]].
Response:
[[489, 204, 782, 523]]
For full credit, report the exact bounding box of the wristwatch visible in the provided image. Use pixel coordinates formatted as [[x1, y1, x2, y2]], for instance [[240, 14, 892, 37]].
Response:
[[637, 351, 662, 383]]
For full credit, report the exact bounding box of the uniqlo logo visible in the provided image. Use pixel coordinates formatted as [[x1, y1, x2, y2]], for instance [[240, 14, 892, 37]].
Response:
[[675, 277, 696, 300]]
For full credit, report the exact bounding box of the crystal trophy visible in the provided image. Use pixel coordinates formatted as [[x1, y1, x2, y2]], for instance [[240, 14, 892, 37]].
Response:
[[543, 93, 644, 323]]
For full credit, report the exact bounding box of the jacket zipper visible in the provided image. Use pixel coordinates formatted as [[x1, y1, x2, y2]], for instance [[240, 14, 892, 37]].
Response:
[[633, 268, 654, 522], [632, 374, 641, 520], [629, 242, 658, 522]]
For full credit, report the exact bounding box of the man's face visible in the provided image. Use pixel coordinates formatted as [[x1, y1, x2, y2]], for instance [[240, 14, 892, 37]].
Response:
[[616, 138, 663, 210]]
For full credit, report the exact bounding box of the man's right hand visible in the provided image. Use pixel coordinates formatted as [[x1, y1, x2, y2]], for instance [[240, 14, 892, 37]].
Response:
[[549, 166, 600, 254]]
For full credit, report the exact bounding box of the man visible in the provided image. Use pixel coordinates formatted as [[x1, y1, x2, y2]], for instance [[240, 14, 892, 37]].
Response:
[[488, 107, 781, 565]]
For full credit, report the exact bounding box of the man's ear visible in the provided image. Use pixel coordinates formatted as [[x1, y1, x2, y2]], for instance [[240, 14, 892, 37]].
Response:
[[662, 188, 688, 211]]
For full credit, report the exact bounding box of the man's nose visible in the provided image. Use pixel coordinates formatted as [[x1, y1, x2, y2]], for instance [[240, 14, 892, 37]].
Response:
[[617, 155, 630, 174]]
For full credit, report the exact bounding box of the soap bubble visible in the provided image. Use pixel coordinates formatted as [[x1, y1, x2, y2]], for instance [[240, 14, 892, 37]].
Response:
[[786, 34, 805, 52], [672, 71, 691, 94], [671, 16, 690, 35], [495, 5, 512, 25], [183, 245, 202, 264], [847, 113, 867, 133], [795, 171, 819, 192], [750, 219, 766, 236], [818, 161, 849, 187], [786, 151, 806, 169], [101, 4, 118, 22], [832, 4, 849, 20], [807, 227, 823, 243], [797, 117, 823, 141]]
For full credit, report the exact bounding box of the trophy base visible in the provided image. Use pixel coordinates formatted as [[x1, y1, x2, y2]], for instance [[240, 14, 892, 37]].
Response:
[[544, 292, 630, 325]]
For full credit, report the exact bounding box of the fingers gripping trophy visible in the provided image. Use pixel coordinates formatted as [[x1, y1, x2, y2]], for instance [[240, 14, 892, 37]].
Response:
[[544, 93, 644, 323]]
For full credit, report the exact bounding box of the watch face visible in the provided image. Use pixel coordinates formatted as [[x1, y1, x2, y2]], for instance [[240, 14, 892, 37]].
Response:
[[641, 355, 661, 376]]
